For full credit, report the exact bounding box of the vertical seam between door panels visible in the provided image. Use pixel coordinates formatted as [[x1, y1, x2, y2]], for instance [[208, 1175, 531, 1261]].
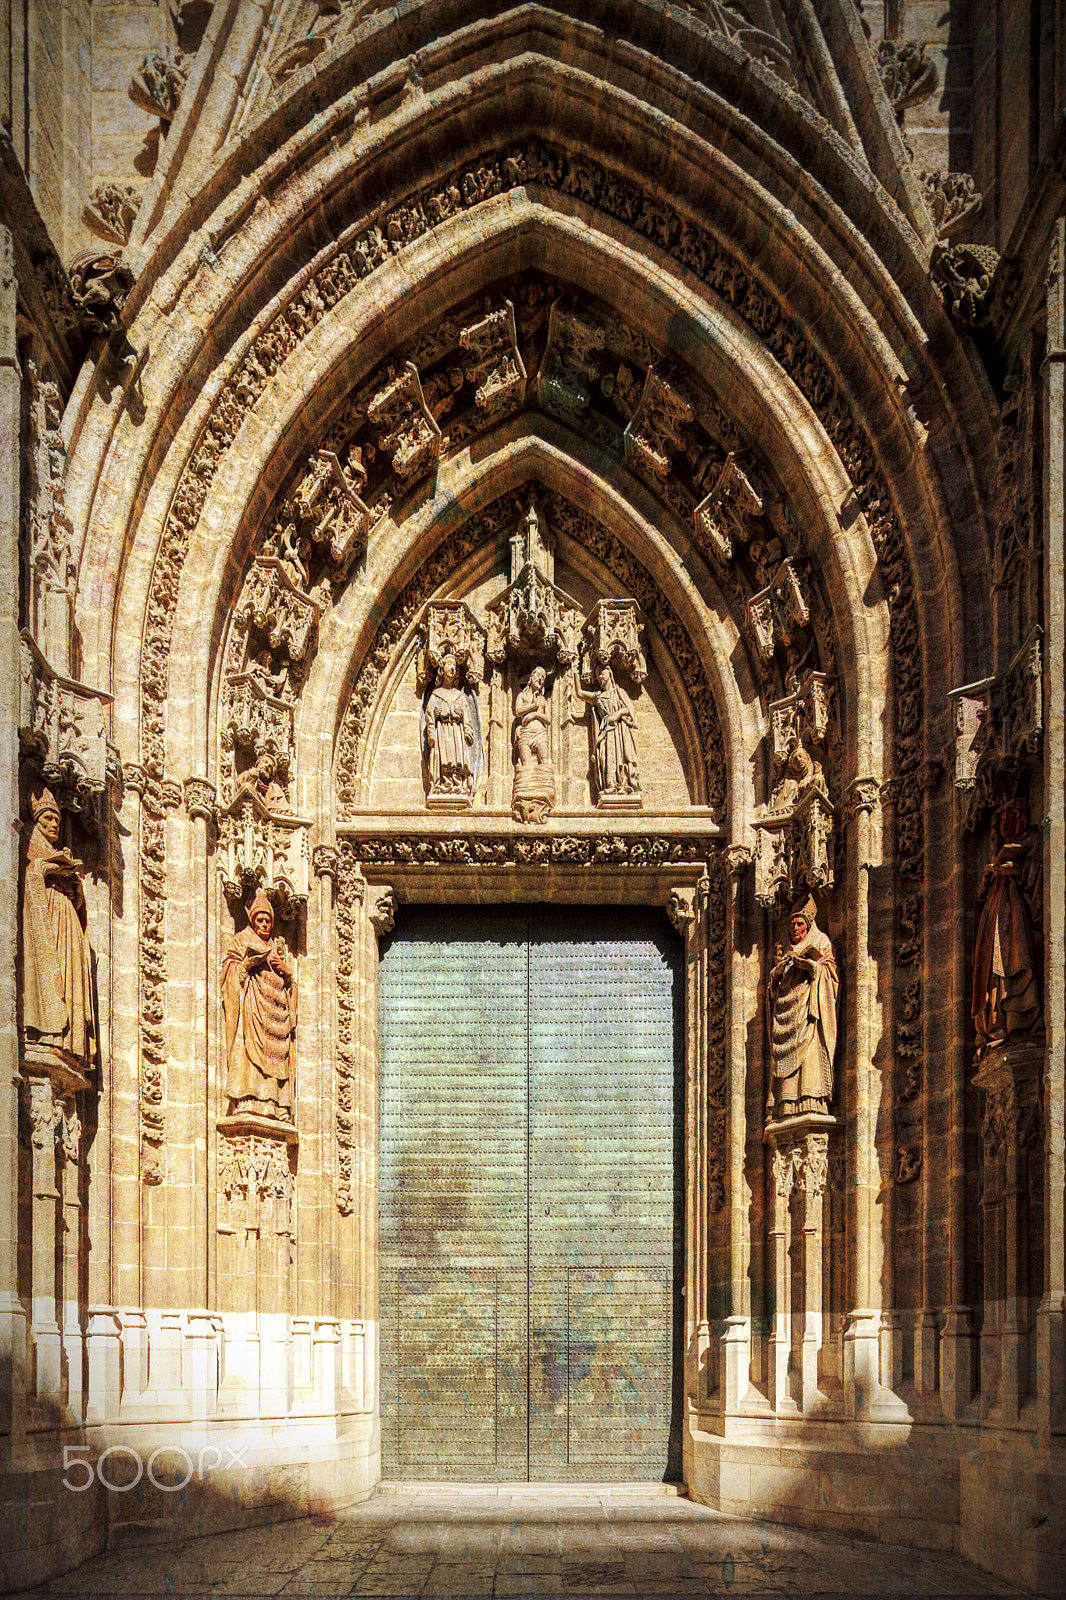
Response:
[[525, 909, 531, 1481]]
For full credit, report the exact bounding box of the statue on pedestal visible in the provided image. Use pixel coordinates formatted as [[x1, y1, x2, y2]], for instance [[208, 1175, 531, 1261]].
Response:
[[222, 890, 297, 1120], [20, 786, 96, 1069], [972, 797, 1043, 1052], [422, 651, 482, 800], [511, 665, 555, 823], [766, 894, 838, 1120], [571, 663, 641, 800]]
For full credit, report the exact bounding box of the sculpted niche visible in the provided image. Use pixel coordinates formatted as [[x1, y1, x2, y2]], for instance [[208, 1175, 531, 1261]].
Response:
[[766, 894, 839, 1121], [222, 891, 298, 1121], [972, 797, 1043, 1054], [20, 785, 96, 1072], [571, 662, 641, 803]]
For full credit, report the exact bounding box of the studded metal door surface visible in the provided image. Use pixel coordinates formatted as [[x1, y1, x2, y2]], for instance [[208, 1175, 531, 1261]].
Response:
[[378, 906, 682, 1481]]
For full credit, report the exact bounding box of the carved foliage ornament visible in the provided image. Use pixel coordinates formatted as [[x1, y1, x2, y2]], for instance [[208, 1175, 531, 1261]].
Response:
[[129, 45, 189, 120], [84, 183, 143, 246]]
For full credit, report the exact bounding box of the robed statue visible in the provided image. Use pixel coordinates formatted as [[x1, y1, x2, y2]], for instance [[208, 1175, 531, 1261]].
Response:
[[571, 663, 641, 799], [511, 665, 556, 824], [766, 894, 838, 1120], [972, 797, 1043, 1051], [422, 651, 482, 799], [20, 786, 96, 1068], [222, 889, 297, 1120]]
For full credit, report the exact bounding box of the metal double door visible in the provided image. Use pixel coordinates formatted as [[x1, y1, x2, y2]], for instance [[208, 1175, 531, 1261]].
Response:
[[378, 905, 682, 1480]]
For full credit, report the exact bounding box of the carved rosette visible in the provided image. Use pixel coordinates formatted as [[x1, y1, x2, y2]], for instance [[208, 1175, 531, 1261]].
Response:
[[217, 792, 311, 915]]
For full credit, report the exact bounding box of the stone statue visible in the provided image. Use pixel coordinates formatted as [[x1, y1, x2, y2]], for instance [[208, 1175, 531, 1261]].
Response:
[[766, 894, 838, 1120], [422, 652, 482, 800], [571, 663, 641, 800], [20, 786, 96, 1068], [511, 665, 555, 824], [221, 890, 297, 1120], [972, 797, 1043, 1051]]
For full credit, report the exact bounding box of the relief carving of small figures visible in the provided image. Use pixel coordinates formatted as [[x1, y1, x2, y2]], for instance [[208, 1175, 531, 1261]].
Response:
[[20, 786, 96, 1069], [422, 652, 483, 802], [766, 895, 838, 1121], [511, 665, 556, 824], [222, 890, 297, 1121], [571, 663, 641, 802], [972, 797, 1043, 1052]]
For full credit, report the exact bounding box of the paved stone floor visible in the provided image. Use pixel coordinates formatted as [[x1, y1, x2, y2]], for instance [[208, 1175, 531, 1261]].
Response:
[[24, 1485, 1029, 1597]]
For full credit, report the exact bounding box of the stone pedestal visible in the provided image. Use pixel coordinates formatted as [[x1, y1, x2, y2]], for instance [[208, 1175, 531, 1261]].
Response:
[[764, 1113, 840, 1416]]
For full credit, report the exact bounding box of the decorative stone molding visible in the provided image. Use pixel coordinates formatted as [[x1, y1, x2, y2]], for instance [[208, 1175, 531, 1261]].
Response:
[[876, 39, 938, 114], [311, 843, 340, 882], [129, 45, 189, 120], [83, 182, 143, 246], [238, 558, 329, 663], [537, 298, 606, 425], [19, 632, 113, 812], [931, 243, 1001, 329], [950, 626, 1043, 826], [666, 887, 697, 936], [918, 171, 983, 243], [580, 599, 647, 686], [183, 776, 216, 822], [459, 298, 527, 421], [66, 247, 135, 334], [217, 792, 311, 914], [366, 362, 442, 481], [694, 452, 764, 564], [623, 365, 693, 482], [416, 602, 486, 692], [341, 832, 719, 867], [367, 887, 395, 936]]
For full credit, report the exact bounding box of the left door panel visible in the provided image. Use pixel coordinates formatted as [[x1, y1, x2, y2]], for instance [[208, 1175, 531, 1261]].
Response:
[[379, 910, 529, 1478]]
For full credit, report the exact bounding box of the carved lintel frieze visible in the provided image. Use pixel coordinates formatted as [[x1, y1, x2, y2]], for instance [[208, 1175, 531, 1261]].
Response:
[[217, 792, 311, 913], [459, 298, 527, 420], [694, 453, 764, 564], [341, 831, 719, 868], [537, 299, 605, 425], [19, 632, 113, 812], [623, 365, 693, 483], [366, 361, 443, 481], [238, 558, 328, 662], [580, 599, 647, 685]]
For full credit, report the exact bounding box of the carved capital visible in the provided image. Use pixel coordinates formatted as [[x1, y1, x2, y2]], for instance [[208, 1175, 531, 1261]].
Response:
[[312, 844, 340, 882], [367, 887, 395, 936], [931, 242, 1000, 329], [725, 843, 753, 881], [918, 171, 983, 242], [844, 777, 881, 823], [183, 776, 216, 821], [666, 888, 697, 937]]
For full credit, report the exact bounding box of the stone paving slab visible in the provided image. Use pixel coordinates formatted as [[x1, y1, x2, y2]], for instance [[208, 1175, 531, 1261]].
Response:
[[10, 1485, 1040, 1597]]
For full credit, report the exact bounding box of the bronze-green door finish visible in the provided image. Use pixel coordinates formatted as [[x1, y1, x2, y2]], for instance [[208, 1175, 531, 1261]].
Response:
[[378, 906, 683, 1480]]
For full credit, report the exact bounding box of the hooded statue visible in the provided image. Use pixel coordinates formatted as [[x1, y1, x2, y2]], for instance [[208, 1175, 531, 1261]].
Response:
[[221, 889, 297, 1119], [766, 894, 838, 1120], [21, 786, 96, 1067]]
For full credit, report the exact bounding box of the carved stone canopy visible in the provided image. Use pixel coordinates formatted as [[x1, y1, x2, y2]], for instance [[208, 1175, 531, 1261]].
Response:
[[694, 453, 764, 564], [485, 501, 584, 668], [239, 557, 328, 662], [217, 789, 311, 915], [951, 626, 1043, 827], [19, 631, 115, 814], [416, 602, 486, 693], [580, 599, 647, 686]]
